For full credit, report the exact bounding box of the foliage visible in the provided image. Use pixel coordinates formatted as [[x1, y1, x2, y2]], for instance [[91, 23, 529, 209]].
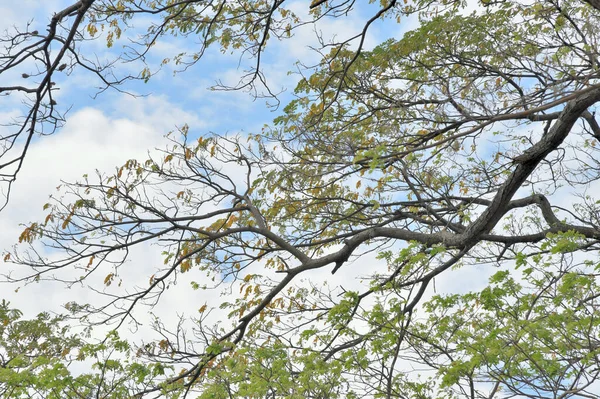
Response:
[[0, 300, 170, 398], [3, 0, 600, 398]]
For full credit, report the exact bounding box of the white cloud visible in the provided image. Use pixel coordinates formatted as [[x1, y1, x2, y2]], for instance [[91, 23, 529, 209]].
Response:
[[0, 94, 205, 316], [0, 0, 67, 33]]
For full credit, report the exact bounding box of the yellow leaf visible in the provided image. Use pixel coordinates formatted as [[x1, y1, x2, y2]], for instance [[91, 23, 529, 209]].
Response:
[[198, 304, 207, 313], [18, 224, 38, 243], [159, 339, 169, 351], [225, 215, 238, 228], [3, 253, 10, 262], [44, 213, 54, 226], [164, 154, 174, 163], [61, 216, 71, 230], [180, 260, 191, 273], [104, 273, 114, 286]]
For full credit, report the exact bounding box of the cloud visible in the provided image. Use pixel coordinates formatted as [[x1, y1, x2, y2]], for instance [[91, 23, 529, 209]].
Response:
[[0, 0, 67, 33], [0, 93, 205, 316]]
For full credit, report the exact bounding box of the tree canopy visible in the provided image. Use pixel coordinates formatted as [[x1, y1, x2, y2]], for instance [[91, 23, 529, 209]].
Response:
[[2, 0, 600, 397]]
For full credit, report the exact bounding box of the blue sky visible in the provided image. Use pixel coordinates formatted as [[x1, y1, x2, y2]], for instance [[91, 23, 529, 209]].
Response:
[[0, 0, 499, 333], [3, 2, 600, 398], [0, 5, 450, 389], [0, 0, 403, 316]]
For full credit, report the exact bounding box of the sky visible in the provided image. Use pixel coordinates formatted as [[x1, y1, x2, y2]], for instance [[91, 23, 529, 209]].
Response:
[[0, 1, 538, 396], [0, 0, 453, 375], [0, 0, 428, 315], [3, 2, 600, 399], [0, 0, 501, 343]]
